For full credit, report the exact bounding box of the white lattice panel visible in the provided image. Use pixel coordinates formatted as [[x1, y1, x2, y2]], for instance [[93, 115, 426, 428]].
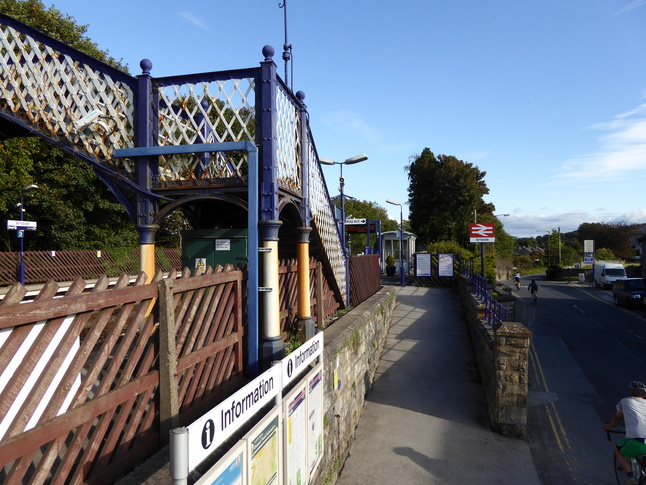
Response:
[[156, 79, 255, 182], [276, 84, 302, 193], [308, 139, 347, 302], [0, 22, 135, 170]]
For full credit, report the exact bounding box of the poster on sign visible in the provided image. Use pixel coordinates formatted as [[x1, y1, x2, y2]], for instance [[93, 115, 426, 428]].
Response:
[[308, 364, 324, 479], [246, 408, 282, 485], [195, 441, 245, 485], [438, 253, 454, 277], [283, 382, 307, 485], [415, 253, 432, 277]]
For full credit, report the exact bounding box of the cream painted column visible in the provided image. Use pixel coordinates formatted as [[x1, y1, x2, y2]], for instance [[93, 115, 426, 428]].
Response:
[[259, 220, 284, 367]]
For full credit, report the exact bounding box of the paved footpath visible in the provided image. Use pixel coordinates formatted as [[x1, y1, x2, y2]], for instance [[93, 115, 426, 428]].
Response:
[[336, 285, 541, 485]]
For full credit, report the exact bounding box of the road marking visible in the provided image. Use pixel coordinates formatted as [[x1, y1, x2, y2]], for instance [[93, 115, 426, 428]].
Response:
[[529, 342, 578, 480]]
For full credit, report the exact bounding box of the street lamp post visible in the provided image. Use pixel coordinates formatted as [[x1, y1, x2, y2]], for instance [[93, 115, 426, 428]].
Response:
[[386, 199, 405, 287], [18, 184, 38, 285], [320, 154, 368, 304]]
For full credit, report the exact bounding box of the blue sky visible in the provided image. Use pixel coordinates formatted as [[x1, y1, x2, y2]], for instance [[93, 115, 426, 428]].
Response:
[[47, 0, 646, 237]]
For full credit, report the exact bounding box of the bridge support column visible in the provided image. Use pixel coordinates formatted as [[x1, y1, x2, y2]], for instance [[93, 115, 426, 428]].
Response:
[[297, 227, 315, 340], [137, 224, 158, 282], [260, 220, 284, 369]]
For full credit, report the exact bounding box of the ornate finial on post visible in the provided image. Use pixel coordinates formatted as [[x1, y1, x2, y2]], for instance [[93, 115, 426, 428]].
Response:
[[296, 90, 306, 106], [262, 45, 275, 62], [140, 59, 152, 75]]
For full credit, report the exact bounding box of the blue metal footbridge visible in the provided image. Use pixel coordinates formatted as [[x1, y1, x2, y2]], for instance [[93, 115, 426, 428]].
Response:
[[0, 14, 347, 372]]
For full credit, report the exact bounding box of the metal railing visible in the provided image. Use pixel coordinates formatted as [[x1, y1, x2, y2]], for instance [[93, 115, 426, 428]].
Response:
[[464, 270, 509, 327]]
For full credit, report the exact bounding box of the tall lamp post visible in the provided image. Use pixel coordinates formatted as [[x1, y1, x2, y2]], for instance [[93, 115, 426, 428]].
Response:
[[320, 154, 368, 304], [386, 199, 405, 287], [18, 184, 38, 285]]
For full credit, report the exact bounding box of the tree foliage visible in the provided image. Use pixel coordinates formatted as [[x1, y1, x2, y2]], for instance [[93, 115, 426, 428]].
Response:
[[576, 222, 636, 260], [406, 148, 494, 248], [0, 139, 138, 251], [0, 0, 127, 71], [0, 0, 137, 251]]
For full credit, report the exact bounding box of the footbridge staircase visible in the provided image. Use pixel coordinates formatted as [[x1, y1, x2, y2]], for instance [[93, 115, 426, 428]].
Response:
[[0, 14, 348, 364]]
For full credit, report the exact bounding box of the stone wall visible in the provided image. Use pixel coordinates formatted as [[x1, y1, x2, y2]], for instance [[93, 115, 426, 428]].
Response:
[[312, 286, 397, 485], [456, 275, 531, 439]]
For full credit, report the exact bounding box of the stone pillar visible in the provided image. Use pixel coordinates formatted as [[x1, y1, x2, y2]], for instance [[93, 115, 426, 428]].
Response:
[[493, 322, 532, 439]]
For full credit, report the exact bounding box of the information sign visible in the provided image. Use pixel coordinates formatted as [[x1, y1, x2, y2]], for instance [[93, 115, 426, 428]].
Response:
[[344, 218, 366, 224], [187, 364, 281, 471], [281, 332, 323, 388]]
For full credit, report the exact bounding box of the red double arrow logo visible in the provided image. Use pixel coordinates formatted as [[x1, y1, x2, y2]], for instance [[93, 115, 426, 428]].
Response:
[[469, 223, 495, 239]]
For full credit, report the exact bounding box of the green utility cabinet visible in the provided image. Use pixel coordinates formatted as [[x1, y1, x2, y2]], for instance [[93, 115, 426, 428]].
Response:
[[181, 229, 248, 273]]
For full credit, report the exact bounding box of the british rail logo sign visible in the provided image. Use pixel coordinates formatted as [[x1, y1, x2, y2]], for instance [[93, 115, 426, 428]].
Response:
[[469, 223, 495, 243]]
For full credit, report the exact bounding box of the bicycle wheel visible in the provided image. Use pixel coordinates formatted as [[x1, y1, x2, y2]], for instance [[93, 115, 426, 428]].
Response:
[[615, 455, 645, 484]]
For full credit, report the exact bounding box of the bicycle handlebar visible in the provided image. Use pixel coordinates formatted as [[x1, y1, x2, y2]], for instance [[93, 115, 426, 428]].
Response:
[[606, 428, 625, 442]]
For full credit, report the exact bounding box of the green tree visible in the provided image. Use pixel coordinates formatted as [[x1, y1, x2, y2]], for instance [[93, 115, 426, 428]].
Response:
[[577, 222, 635, 260], [406, 148, 494, 247], [0, 0, 141, 251], [0, 0, 127, 71], [0, 139, 138, 250]]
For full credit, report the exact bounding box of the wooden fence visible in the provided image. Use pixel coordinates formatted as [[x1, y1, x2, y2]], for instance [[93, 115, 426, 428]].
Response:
[[349, 254, 382, 306], [0, 258, 356, 484], [0, 266, 244, 485], [0, 249, 183, 286]]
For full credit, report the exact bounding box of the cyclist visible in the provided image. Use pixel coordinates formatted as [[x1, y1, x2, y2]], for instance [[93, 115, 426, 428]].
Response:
[[528, 279, 538, 299], [513, 272, 521, 289], [603, 381, 646, 485]]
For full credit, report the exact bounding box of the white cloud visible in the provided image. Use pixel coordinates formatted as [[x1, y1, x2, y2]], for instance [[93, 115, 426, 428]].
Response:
[[179, 12, 212, 32], [320, 110, 380, 143], [557, 102, 646, 184], [615, 0, 646, 15]]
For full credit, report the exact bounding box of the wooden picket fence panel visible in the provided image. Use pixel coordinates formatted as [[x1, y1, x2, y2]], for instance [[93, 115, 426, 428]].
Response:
[[278, 257, 340, 336], [0, 265, 243, 485], [349, 254, 382, 306]]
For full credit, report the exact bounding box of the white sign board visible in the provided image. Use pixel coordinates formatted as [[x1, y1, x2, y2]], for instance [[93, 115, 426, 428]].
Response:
[[281, 332, 323, 388], [345, 218, 366, 225], [415, 253, 431, 277], [216, 239, 231, 251], [6, 220, 37, 231], [438, 253, 454, 277], [187, 364, 281, 471]]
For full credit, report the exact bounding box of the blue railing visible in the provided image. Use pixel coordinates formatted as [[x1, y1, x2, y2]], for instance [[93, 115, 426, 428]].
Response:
[[464, 270, 509, 327]]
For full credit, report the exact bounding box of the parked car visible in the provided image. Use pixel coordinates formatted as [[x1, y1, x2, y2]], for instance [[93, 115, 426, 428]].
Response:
[[612, 278, 646, 307]]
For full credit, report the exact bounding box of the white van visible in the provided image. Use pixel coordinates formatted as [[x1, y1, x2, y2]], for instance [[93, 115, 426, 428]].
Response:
[[594, 262, 627, 289]]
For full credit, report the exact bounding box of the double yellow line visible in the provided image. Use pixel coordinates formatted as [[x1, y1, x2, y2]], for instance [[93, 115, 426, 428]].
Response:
[[528, 321, 579, 479]]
